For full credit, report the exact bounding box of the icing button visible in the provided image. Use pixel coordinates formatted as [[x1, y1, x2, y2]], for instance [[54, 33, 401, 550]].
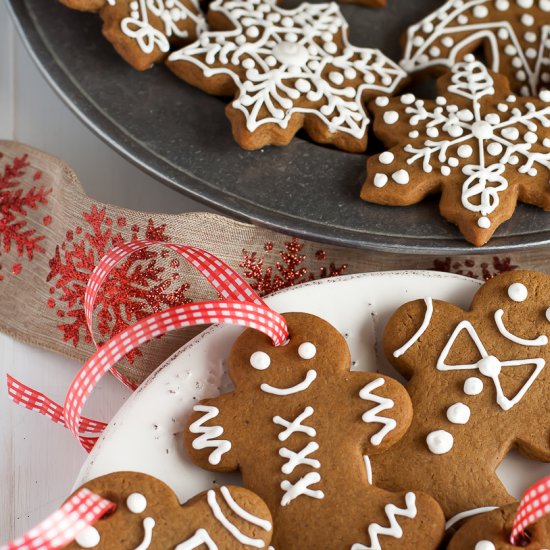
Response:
[[477, 356, 501, 378], [446, 403, 471, 425], [464, 377, 483, 396], [426, 430, 453, 454]]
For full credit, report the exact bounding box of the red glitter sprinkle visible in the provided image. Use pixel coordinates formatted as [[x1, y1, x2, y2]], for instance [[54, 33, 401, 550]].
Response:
[[43, 215, 52, 226], [33, 170, 42, 181], [47, 298, 55, 308], [117, 217, 126, 227], [433, 256, 518, 281], [0, 153, 51, 280], [264, 241, 273, 252]]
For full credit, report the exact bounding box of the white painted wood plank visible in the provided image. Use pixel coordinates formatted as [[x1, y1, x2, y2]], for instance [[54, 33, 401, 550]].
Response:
[[0, 1, 15, 138]]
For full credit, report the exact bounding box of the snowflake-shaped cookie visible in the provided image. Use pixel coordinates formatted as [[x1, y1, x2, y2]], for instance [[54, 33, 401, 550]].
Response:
[[166, 0, 406, 151], [360, 56, 550, 246], [400, 0, 550, 96]]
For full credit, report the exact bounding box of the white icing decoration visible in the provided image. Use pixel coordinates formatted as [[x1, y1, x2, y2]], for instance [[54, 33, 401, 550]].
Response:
[[207, 490, 266, 548], [279, 441, 320, 474], [387, 58, 550, 229], [384, 111, 399, 124], [392, 169, 409, 185], [376, 96, 390, 107], [298, 342, 316, 360], [445, 506, 499, 530], [175, 528, 217, 549], [189, 405, 232, 465], [426, 430, 454, 454], [280, 472, 324, 506], [393, 297, 433, 358], [219, 486, 272, 532], [438, 320, 546, 411], [273, 406, 316, 441], [169, 0, 406, 139], [350, 492, 417, 550], [374, 174, 388, 188], [379, 152, 395, 165], [464, 377, 484, 395], [475, 542, 496, 550], [400, 0, 550, 96], [117, 0, 205, 55], [250, 351, 271, 370], [261, 369, 317, 395], [134, 517, 155, 550], [359, 378, 397, 446], [494, 309, 548, 346], [75, 526, 100, 548], [127, 493, 147, 514], [507, 282, 528, 302], [446, 402, 471, 424], [364, 455, 373, 485], [546, 307, 550, 322]]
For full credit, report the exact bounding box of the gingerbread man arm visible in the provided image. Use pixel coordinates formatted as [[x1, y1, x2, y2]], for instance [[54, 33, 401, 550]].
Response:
[[351, 372, 413, 454], [184, 395, 241, 472]]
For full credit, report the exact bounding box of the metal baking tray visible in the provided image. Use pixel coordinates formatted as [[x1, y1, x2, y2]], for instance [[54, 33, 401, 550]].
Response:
[[7, 0, 550, 254]]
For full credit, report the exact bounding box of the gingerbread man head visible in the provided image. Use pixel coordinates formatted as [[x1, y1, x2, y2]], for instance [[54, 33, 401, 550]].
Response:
[[65, 471, 273, 549], [371, 270, 550, 519], [184, 312, 445, 549]]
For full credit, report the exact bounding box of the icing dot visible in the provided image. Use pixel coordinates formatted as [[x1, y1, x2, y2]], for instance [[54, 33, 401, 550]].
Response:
[[540, 90, 550, 102], [426, 430, 453, 454], [485, 113, 500, 125], [525, 131, 538, 144], [497, 103, 509, 112], [392, 170, 409, 185], [517, 0, 534, 6], [464, 377, 484, 395], [448, 157, 459, 168], [324, 42, 338, 54], [546, 307, 550, 322], [441, 166, 451, 176], [383, 111, 399, 125], [508, 282, 528, 302], [477, 356, 502, 378], [478, 216, 491, 229], [375, 96, 390, 107], [458, 14, 468, 24], [127, 493, 147, 514], [472, 121, 493, 140], [495, 0, 510, 9], [475, 542, 496, 550], [250, 351, 271, 370], [298, 342, 316, 360], [487, 142, 503, 156], [521, 13, 535, 26], [430, 46, 441, 57], [401, 94, 415, 105], [413, 36, 425, 47], [75, 526, 100, 548], [409, 130, 419, 139], [524, 31, 537, 43], [501, 127, 519, 141], [458, 145, 473, 158], [541, 0, 550, 11], [447, 403, 471, 425], [427, 127, 439, 138], [329, 71, 344, 85], [526, 48, 538, 59], [246, 26, 260, 38], [295, 79, 311, 93], [374, 173, 388, 188], [272, 42, 309, 67], [379, 152, 395, 165], [442, 36, 454, 48], [505, 45, 517, 56], [344, 68, 357, 80], [473, 5, 489, 17]]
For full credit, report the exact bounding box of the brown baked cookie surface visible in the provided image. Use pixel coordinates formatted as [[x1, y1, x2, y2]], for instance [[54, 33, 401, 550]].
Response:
[[360, 56, 550, 247], [65, 471, 273, 549], [58, 0, 206, 70], [448, 503, 550, 549], [166, 0, 406, 152], [372, 270, 550, 519], [184, 312, 445, 549], [400, 0, 550, 96]]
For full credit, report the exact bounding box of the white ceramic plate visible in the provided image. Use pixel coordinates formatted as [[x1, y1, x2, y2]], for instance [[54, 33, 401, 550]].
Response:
[[75, 271, 550, 518]]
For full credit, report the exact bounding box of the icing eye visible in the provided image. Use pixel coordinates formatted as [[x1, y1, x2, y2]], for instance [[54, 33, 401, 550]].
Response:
[[250, 351, 271, 370], [507, 282, 528, 302], [298, 342, 316, 360], [75, 525, 100, 548], [127, 493, 147, 514]]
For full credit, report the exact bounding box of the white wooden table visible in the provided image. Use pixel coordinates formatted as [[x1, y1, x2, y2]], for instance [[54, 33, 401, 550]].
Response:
[[0, 1, 206, 541]]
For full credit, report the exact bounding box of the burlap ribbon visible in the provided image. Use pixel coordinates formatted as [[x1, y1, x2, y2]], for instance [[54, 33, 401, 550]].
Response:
[[0, 140, 546, 385]]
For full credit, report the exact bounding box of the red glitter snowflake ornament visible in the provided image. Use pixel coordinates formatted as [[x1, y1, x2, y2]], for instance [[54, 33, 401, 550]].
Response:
[[0, 153, 51, 281], [47, 206, 192, 361]]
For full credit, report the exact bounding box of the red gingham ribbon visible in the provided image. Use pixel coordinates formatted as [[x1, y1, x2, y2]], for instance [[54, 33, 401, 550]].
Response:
[[7, 243, 289, 451], [511, 475, 550, 544], [1, 489, 114, 550]]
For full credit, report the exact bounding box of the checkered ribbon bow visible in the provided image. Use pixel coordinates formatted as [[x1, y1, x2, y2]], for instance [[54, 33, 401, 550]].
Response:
[[7, 241, 289, 451], [511, 475, 550, 545]]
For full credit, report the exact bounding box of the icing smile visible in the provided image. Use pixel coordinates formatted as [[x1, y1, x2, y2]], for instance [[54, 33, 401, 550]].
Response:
[[494, 309, 548, 346], [260, 370, 317, 396]]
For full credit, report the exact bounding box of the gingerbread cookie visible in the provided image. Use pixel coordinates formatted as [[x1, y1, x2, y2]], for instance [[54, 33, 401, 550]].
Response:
[[360, 56, 550, 247], [400, 0, 550, 96], [65, 471, 273, 549], [448, 503, 550, 549], [184, 312, 445, 549], [166, 0, 406, 152], [58, 0, 206, 71], [371, 270, 550, 519]]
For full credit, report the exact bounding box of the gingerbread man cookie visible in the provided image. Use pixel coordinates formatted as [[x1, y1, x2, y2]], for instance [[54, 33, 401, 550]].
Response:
[[166, 0, 406, 152], [372, 270, 550, 519], [58, 0, 206, 71], [400, 0, 550, 96], [65, 471, 273, 549], [448, 503, 550, 549], [184, 312, 445, 549], [360, 56, 550, 247]]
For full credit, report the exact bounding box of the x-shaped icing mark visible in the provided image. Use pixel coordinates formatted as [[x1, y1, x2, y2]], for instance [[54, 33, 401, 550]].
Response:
[[280, 472, 324, 507], [437, 319, 546, 411]]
